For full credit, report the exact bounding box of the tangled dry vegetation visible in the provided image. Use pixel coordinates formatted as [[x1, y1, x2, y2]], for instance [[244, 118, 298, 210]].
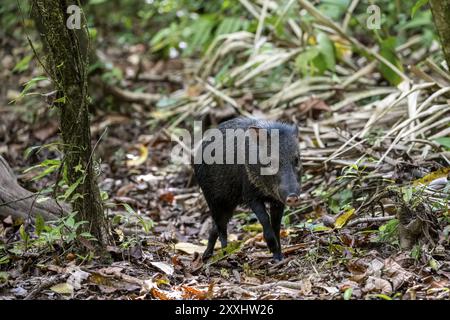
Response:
[[1, 0, 449, 300]]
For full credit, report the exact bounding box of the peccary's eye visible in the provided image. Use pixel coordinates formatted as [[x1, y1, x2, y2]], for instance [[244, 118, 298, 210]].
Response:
[[293, 156, 299, 167]]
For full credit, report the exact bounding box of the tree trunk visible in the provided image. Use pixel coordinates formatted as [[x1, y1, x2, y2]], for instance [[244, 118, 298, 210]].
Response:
[[430, 0, 450, 69], [0, 156, 69, 221], [31, 0, 112, 248]]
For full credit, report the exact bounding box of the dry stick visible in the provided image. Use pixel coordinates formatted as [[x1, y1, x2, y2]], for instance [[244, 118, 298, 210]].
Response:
[[402, 113, 450, 139], [347, 216, 396, 227], [386, 104, 450, 141], [102, 83, 162, 106], [409, 65, 444, 87], [341, 60, 377, 88], [312, 123, 325, 148], [361, 83, 435, 138], [425, 58, 450, 83], [370, 84, 442, 154], [430, 126, 450, 140], [197, 77, 252, 117], [342, 0, 360, 32], [246, 280, 306, 291], [24, 276, 62, 300], [239, 0, 261, 19]]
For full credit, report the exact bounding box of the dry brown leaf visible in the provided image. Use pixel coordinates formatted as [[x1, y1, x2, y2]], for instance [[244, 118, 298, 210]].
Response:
[[364, 276, 393, 294]]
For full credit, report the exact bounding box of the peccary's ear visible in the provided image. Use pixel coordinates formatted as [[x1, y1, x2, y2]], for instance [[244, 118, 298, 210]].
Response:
[[249, 125, 261, 130], [248, 125, 265, 141]]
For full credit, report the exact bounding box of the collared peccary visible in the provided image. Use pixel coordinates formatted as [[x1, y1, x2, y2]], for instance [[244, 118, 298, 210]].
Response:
[[194, 117, 301, 262]]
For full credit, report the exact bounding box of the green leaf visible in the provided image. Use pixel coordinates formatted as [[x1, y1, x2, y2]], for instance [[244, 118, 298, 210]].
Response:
[[65, 214, 76, 229], [19, 225, 29, 243], [35, 214, 45, 236], [316, 32, 336, 71], [435, 137, 450, 150], [0, 271, 8, 282], [62, 177, 83, 201], [402, 187, 413, 202], [13, 54, 33, 73], [12, 76, 48, 102], [367, 293, 392, 300], [411, 0, 429, 18], [54, 96, 66, 104], [379, 37, 404, 86], [0, 255, 10, 265], [295, 47, 320, 76], [122, 203, 137, 215], [343, 287, 353, 300]]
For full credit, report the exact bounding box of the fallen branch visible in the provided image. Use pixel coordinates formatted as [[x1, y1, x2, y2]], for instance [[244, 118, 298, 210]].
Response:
[[0, 156, 70, 221]]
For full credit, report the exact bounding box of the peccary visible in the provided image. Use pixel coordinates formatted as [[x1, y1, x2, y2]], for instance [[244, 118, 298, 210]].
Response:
[[194, 117, 301, 262]]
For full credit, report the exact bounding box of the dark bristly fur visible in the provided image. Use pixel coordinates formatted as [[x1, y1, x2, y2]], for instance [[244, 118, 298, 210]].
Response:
[[194, 117, 301, 262]]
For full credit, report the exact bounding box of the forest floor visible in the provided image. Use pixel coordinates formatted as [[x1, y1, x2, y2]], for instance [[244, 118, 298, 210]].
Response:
[[1, 35, 450, 300]]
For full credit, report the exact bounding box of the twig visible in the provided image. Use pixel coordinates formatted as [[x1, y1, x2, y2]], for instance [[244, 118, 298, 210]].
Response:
[[347, 215, 396, 227]]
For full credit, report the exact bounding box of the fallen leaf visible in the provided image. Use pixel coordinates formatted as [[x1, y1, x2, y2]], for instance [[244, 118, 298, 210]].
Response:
[[383, 258, 412, 290], [181, 286, 208, 300], [50, 283, 74, 295], [67, 267, 90, 290], [126, 144, 148, 167], [159, 191, 175, 204], [413, 167, 450, 186], [364, 276, 392, 294], [150, 261, 174, 276], [334, 208, 355, 229], [174, 242, 207, 255]]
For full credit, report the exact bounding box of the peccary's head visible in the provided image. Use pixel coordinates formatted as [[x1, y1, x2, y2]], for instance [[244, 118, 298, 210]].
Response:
[[245, 121, 301, 207]]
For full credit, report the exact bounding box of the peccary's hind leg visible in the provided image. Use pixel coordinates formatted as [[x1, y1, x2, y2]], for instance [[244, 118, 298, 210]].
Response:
[[202, 206, 234, 261], [214, 207, 234, 249], [202, 222, 218, 261]]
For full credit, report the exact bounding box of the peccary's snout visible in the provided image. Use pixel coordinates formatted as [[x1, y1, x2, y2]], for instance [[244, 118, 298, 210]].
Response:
[[279, 174, 301, 207], [286, 194, 300, 207]]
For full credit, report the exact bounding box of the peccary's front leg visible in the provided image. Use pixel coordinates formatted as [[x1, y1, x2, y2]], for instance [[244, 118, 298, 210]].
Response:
[[249, 200, 282, 261], [269, 201, 285, 260]]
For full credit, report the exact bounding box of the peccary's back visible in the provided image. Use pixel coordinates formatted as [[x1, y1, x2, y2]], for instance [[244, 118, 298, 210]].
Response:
[[194, 117, 298, 208]]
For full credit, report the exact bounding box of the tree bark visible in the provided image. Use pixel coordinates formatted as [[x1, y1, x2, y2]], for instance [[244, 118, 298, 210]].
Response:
[[31, 0, 112, 248], [0, 156, 69, 221], [430, 0, 450, 70]]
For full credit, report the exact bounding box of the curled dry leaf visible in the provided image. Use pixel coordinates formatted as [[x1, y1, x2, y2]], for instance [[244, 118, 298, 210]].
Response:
[[383, 258, 412, 291], [364, 276, 393, 295]]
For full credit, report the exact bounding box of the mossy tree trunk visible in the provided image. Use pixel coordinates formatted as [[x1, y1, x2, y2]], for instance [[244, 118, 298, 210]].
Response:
[[430, 0, 450, 69], [31, 0, 112, 248]]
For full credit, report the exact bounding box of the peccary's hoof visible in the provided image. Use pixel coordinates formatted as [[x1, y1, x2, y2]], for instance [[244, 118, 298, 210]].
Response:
[[202, 251, 212, 262], [272, 253, 284, 262]]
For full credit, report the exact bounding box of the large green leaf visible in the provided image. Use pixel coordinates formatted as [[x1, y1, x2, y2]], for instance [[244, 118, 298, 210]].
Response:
[[379, 37, 404, 86]]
